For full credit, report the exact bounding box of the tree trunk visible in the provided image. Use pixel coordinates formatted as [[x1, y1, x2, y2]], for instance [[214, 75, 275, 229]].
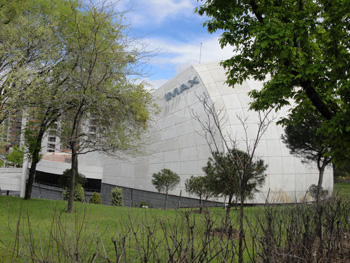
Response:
[[199, 195, 203, 213], [224, 195, 233, 231], [164, 189, 168, 210], [316, 162, 327, 205], [67, 141, 77, 213], [24, 128, 45, 200], [315, 159, 329, 261], [238, 194, 245, 263]]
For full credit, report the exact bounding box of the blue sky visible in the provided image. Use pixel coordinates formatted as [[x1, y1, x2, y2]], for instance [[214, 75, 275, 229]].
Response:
[[117, 0, 233, 89]]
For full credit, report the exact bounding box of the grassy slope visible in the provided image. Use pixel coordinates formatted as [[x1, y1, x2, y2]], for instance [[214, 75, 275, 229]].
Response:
[[0, 196, 233, 262], [1, 183, 348, 261]]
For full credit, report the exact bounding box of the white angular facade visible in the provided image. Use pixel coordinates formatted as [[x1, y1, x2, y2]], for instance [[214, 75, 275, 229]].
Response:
[[96, 62, 333, 203]]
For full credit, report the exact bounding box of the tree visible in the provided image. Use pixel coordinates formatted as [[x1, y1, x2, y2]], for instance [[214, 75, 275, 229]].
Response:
[[185, 175, 216, 213], [191, 93, 271, 263], [5, 146, 24, 167], [281, 108, 331, 204], [57, 1, 156, 213], [111, 186, 123, 206], [203, 149, 267, 230], [58, 169, 87, 189], [152, 169, 180, 210], [16, 0, 82, 200], [281, 107, 331, 260], [0, 0, 82, 199], [196, 0, 350, 163]]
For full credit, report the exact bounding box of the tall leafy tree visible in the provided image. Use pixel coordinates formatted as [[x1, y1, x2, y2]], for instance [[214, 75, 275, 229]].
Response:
[[0, 0, 79, 199], [204, 149, 266, 263], [152, 169, 180, 210], [58, 1, 156, 213], [204, 149, 267, 231], [197, 0, 350, 163], [192, 93, 272, 263], [13, 0, 81, 200], [1, 0, 156, 206], [281, 106, 331, 204], [185, 175, 216, 213]]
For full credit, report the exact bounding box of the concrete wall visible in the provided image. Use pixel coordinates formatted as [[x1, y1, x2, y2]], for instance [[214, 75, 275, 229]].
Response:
[[0, 168, 22, 191]]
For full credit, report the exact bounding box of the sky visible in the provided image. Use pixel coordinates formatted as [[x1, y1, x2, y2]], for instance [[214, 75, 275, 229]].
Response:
[[116, 0, 234, 89]]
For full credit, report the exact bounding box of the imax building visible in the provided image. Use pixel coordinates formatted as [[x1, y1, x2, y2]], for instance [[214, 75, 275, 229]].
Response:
[[31, 62, 333, 207]]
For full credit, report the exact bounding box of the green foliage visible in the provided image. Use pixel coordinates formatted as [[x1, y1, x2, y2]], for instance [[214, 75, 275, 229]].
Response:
[[53, 0, 156, 212], [58, 169, 87, 189], [89, 192, 101, 205], [5, 146, 24, 167], [197, 0, 350, 163], [281, 108, 331, 202], [308, 184, 329, 201], [204, 148, 267, 203], [334, 163, 350, 179], [281, 109, 330, 164], [111, 187, 123, 206], [24, 123, 44, 163], [152, 169, 180, 194], [62, 184, 85, 202], [0, 0, 73, 123], [185, 175, 215, 201], [152, 169, 180, 209]]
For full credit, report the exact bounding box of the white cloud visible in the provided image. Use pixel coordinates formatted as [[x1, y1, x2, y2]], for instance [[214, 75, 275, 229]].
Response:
[[118, 0, 196, 26], [148, 35, 234, 70], [111, 0, 234, 88]]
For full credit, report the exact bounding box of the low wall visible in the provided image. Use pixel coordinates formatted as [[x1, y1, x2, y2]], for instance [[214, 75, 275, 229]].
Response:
[[101, 183, 223, 209], [0, 168, 22, 191], [32, 182, 96, 202], [30, 182, 223, 209]]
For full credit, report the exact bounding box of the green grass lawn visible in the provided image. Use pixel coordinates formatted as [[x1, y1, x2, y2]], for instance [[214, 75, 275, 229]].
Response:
[[1, 183, 349, 262], [334, 182, 350, 197], [0, 196, 238, 262]]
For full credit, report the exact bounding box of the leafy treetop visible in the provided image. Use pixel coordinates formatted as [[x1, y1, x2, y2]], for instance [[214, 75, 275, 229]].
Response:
[[152, 169, 180, 194], [204, 148, 267, 203], [197, 0, 350, 162]]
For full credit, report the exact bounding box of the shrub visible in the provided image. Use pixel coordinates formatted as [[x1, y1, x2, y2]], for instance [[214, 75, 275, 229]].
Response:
[[308, 184, 329, 200], [62, 184, 85, 202], [89, 192, 101, 204], [139, 201, 149, 208], [111, 186, 123, 206], [58, 169, 87, 188]]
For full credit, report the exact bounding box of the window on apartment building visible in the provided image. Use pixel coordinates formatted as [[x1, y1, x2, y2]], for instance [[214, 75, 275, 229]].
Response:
[[48, 143, 55, 149]]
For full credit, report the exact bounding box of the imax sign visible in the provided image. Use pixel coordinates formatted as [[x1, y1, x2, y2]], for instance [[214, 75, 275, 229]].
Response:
[[165, 76, 199, 101]]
